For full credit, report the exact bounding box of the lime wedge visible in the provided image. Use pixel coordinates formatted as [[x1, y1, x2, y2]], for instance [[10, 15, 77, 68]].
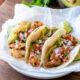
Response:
[[58, 21, 72, 33], [7, 26, 13, 35]]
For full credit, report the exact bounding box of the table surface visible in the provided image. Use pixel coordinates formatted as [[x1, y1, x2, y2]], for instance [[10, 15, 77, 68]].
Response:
[[0, 0, 80, 80]]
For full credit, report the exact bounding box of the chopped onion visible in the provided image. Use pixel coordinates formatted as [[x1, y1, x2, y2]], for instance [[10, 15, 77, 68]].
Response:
[[24, 33, 26, 38], [28, 29, 33, 33], [36, 50, 40, 54], [69, 46, 73, 50], [19, 33, 24, 39], [15, 44, 18, 49], [15, 40, 19, 44], [54, 48, 59, 53], [56, 52, 61, 56], [67, 41, 72, 46]]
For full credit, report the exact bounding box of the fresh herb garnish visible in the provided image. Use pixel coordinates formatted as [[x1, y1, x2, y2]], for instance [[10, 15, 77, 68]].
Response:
[[31, 45, 34, 51], [52, 27, 57, 32], [47, 29, 53, 36], [22, 0, 58, 7], [58, 62, 62, 65], [22, 0, 33, 7], [56, 41, 60, 47], [62, 52, 67, 58], [31, 41, 36, 45], [23, 38, 27, 42], [44, 27, 49, 35], [72, 40, 77, 43], [77, 41, 80, 44]]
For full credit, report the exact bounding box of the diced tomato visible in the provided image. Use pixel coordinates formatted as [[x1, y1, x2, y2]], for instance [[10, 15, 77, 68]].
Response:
[[26, 32, 30, 37], [72, 41, 77, 46], [58, 47, 64, 54], [67, 34, 71, 40], [33, 44, 40, 50], [28, 27, 33, 33], [62, 58, 68, 62], [67, 34, 73, 41]]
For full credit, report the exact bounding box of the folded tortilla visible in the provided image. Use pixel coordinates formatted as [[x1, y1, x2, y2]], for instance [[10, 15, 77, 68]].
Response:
[[41, 29, 80, 69], [25, 25, 58, 67], [8, 21, 32, 44], [8, 21, 43, 58]]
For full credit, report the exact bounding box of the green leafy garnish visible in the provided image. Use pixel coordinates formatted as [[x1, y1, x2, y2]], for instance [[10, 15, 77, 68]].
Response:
[[23, 38, 27, 42], [31, 41, 36, 45], [52, 27, 57, 32], [46, 53, 49, 58], [72, 40, 77, 43], [47, 29, 53, 36], [22, 0, 58, 7], [56, 41, 59, 47], [62, 52, 67, 58], [31, 45, 34, 51], [58, 62, 62, 65], [44, 27, 49, 35], [77, 41, 80, 44], [56, 38, 61, 47], [22, 0, 33, 7]]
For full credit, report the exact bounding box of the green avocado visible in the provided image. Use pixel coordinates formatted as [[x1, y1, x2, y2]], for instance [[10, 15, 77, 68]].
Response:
[[58, 21, 72, 33], [61, 0, 80, 7], [44, 26, 49, 35], [8, 22, 32, 44], [74, 49, 80, 61], [8, 31, 18, 44]]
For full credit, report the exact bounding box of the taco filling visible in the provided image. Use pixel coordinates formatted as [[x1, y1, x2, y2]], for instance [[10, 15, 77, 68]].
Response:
[[46, 34, 79, 68], [8, 21, 43, 58], [29, 27, 57, 67]]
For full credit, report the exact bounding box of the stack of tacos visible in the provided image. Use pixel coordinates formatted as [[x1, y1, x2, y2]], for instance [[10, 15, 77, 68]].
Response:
[[8, 21, 80, 69]]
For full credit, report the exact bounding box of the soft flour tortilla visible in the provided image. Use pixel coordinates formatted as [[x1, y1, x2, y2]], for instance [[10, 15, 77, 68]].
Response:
[[41, 29, 80, 69], [8, 21, 32, 44], [25, 25, 50, 65]]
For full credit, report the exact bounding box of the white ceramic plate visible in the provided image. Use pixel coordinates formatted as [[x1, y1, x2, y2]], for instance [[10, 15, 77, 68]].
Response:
[[9, 62, 71, 79]]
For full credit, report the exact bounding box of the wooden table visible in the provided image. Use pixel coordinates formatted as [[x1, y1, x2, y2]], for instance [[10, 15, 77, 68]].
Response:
[[0, 0, 80, 80]]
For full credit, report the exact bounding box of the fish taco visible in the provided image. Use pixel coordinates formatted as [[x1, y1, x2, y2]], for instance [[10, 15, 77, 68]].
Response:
[[8, 21, 43, 58], [25, 25, 57, 67], [42, 29, 80, 69]]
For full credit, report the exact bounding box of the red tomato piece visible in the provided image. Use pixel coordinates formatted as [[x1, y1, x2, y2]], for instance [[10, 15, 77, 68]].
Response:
[[26, 32, 29, 37], [33, 44, 40, 50], [72, 41, 77, 46], [28, 27, 33, 33], [67, 34, 72, 40], [62, 58, 68, 62], [58, 47, 64, 54], [67, 34, 74, 41]]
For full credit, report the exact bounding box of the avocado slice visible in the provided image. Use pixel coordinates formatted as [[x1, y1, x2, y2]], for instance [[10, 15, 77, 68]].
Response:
[[58, 21, 72, 33], [74, 49, 80, 61], [8, 31, 18, 44], [8, 21, 32, 44], [61, 0, 80, 7]]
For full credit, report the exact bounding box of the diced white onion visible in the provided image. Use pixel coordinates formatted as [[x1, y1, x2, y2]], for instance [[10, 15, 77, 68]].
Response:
[[36, 50, 40, 54]]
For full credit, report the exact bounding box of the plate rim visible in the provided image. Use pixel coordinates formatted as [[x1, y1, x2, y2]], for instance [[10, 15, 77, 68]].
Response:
[[8, 62, 72, 79]]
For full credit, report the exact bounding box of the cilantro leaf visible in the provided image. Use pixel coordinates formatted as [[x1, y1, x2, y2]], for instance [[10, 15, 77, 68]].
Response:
[[22, 0, 32, 7]]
